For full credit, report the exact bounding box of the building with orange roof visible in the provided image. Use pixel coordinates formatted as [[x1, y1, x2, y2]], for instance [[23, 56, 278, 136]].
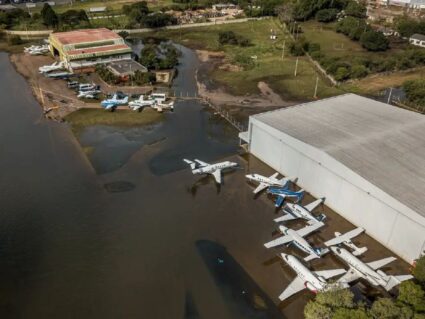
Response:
[[48, 28, 133, 72]]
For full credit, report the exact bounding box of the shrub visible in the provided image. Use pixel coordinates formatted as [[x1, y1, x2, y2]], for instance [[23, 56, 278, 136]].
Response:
[[359, 30, 389, 51], [334, 66, 350, 81], [316, 9, 338, 23], [8, 35, 23, 45], [218, 31, 251, 47], [350, 64, 369, 78]]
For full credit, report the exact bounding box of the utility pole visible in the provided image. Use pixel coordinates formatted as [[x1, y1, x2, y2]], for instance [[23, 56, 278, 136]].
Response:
[[294, 57, 299, 77], [313, 76, 319, 98], [281, 40, 285, 60], [387, 87, 393, 104]]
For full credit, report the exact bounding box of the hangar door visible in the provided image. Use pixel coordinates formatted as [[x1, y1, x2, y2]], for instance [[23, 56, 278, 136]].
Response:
[[250, 124, 282, 171]]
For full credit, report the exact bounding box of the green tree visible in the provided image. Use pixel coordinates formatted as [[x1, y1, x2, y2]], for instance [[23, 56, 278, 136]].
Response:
[[398, 281, 425, 312], [304, 301, 332, 319], [413, 255, 425, 283], [359, 30, 389, 51], [41, 3, 58, 28], [345, 1, 366, 18], [316, 289, 355, 308], [336, 16, 368, 40], [370, 298, 401, 319], [333, 307, 371, 319], [335, 66, 350, 81], [316, 8, 338, 22], [140, 44, 159, 69], [350, 64, 369, 78]]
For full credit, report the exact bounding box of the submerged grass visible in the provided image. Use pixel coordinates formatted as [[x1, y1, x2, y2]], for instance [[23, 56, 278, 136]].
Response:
[[65, 108, 164, 135]]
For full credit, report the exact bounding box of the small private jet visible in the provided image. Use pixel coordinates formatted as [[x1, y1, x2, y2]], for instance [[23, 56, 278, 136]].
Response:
[[274, 198, 326, 224], [278, 253, 348, 301], [183, 159, 238, 184], [245, 172, 293, 194], [324, 227, 368, 256], [331, 247, 413, 291], [267, 186, 305, 207], [264, 223, 327, 261]]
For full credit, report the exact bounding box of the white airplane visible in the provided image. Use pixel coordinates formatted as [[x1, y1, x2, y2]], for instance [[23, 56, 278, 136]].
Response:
[[183, 159, 238, 184], [245, 172, 293, 194], [324, 228, 368, 256], [278, 253, 348, 301], [264, 223, 327, 261], [77, 90, 101, 99], [331, 246, 413, 291], [39, 61, 65, 74], [274, 198, 325, 224], [129, 95, 156, 111]]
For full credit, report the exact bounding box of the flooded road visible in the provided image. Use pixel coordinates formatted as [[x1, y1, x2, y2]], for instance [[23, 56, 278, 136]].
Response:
[[0, 45, 410, 319]]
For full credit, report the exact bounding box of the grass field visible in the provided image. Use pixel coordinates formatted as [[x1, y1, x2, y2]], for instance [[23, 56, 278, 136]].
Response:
[[149, 18, 342, 101], [65, 108, 164, 135]]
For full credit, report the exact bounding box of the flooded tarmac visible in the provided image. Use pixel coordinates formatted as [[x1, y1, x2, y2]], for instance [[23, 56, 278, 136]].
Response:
[[0, 45, 411, 319]]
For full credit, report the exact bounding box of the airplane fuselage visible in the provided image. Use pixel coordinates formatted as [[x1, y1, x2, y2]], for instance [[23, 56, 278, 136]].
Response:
[[332, 247, 386, 287], [283, 254, 326, 293], [193, 161, 238, 174], [283, 227, 319, 258], [285, 203, 318, 223]]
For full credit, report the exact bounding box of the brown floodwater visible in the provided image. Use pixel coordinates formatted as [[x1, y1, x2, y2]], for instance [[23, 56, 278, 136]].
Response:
[[0, 45, 411, 319]]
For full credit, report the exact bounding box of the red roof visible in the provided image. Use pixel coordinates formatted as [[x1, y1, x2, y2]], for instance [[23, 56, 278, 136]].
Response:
[[52, 28, 121, 45], [67, 44, 131, 56]]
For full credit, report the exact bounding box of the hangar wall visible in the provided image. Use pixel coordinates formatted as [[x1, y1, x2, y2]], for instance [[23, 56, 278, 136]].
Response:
[[248, 118, 425, 263]]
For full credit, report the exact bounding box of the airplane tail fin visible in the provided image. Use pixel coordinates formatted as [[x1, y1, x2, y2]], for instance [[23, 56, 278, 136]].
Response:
[[275, 196, 286, 207], [295, 189, 305, 203], [183, 159, 197, 170], [384, 274, 414, 291]]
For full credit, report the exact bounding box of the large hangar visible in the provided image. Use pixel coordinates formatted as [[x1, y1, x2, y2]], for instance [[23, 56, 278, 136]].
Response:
[[239, 94, 425, 262]]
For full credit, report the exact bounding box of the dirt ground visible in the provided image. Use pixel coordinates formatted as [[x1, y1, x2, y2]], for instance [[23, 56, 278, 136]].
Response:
[[10, 53, 153, 119], [195, 50, 294, 111]]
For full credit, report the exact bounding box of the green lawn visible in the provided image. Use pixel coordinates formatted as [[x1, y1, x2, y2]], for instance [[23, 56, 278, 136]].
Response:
[[148, 18, 341, 100]]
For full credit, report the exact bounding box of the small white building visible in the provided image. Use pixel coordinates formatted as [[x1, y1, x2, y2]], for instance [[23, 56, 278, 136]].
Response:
[[410, 33, 425, 48], [239, 94, 425, 263]]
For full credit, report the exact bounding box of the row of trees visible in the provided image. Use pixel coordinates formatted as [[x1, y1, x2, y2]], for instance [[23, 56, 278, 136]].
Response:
[[396, 17, 425, 38], [336, 16, 389, 51], [305, 256, 425, 319], [123, 1, 177, 28]]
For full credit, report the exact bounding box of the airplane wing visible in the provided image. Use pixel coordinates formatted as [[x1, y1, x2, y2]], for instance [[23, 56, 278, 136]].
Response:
[[269, 172, 279, 179], [278, 276, 305, 301], [315, 268, 346, 279], [337, 267, 361, 283], [195, 159, 209, 167], [275, 195, 286, 207], [212, 170, 222, 184], [264, 234, 293, 248], [367, 257, 396, 270], [304, 198, 324, 212], [274, 213, 296, 223], [183, 159, 197, 170], [253, 182, 268, 194], [324, 228, 364, 247], [296, 222, 324, 238]]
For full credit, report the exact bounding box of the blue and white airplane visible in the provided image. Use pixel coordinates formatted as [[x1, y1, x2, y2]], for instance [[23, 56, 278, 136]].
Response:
[[245, 172, 294, 194], [267, 186, 305, 207], [101, 92, 129, 111], [264, 223, 328, 261]]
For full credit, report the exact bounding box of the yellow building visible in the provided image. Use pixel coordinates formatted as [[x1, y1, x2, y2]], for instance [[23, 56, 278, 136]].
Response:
[[49, 28, 132, 72]]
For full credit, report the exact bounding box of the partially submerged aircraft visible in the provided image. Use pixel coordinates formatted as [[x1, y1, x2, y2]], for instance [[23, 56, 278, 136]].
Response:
[[274, 198, 325, 224], [278, 253, 348, 301], [264, 223, 327, 261], [101, 92, 129, 111], [267, 186, 305, 207], [183, 159, 238, 184], [245, 172, 293, 194], [331, 246, 413, 291], [325, 228, 368, 256]]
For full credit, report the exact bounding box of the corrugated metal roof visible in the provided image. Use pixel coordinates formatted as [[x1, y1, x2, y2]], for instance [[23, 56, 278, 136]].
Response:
[[253, 94, 425, 217]]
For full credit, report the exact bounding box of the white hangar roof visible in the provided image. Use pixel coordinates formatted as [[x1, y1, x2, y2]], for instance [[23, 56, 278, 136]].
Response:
[[252, 94, 425, 217]]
